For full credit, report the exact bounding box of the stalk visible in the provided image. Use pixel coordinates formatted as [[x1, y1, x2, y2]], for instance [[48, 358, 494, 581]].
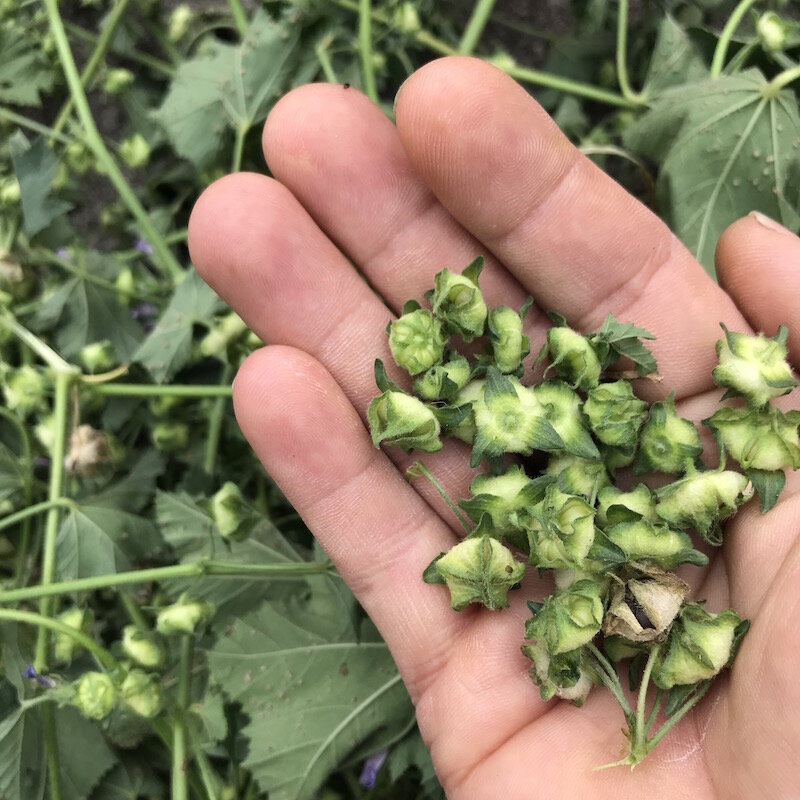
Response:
[[91, 383, 233, 398], [172, 635, 193, 800], [0, 559, 337, 604], [615, 0, 647, 104], [358, 0, 379, 103], [763, 64, 800, 96], [0, 107, 73, 145], [228, 0, 248, 38], [204, 364, 234, 476], [457, 0, 497, 55], [0, 499, 75, 535], [632, 645, 660, 761], [711, 0, 759, 78], [41, 0, 184, 281], [52, 0, 133, 136], [406, 461, 473, 534]]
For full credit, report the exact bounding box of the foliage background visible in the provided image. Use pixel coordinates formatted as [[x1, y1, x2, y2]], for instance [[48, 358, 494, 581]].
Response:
[[0, 0, 799, 798]]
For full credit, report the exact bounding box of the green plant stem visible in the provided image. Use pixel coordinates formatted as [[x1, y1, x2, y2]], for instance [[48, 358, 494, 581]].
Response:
[[34, 371, 74, 672], [724, 39, 758, 74], [647, 680, 712, 751], [0, 406, 32, 469], [633, 645, 660, 759], [0, 315, 76, 374], [188, 725, 220, 800], [0, 107, 74, 145], [42, 705, 61, 800], [52, 0, 132, 136], [615, 0, 647, 103], [228, 0, 248, 38], [42, 0, 184, 281], [645, 688, 663, 735], [204, 364, 233, 476], [118, 227, 188, 261], [0, 559, 337, 604], [172, 635, 193, 800], [232, 124, 248, 173], [764, 64, 800, 96], [0, 607, 119, 671], [711, 0, 759, 78], [587, 643, 632, 717], [332, 0, 637, 108], [91, 382, 233, 398], [120, 592, 148, 628], [358, 0, 379, 103], [315, 37, 339, 83], [406, 461, 473, 534], [0, 499, 75, 535], [63, 21, 175, 77], [458, 0, 497, 54]]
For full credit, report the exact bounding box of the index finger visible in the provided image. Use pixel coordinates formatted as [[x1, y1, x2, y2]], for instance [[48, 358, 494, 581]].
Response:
[[394, 57, 751, 398]]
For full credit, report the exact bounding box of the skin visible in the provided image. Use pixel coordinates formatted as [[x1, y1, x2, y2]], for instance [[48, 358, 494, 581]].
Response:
[[188, 57, 800, 800]]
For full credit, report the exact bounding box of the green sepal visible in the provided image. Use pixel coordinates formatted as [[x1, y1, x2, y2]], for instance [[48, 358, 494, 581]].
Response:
[[712, 323, 797, 407], [603, 635, 649, 663], [588, 312, 658, 376], [412, 352, 471, 402], [434, 534, 526, 611], [422, 554, 446, 584], [487, 299, 533, 374], [367, 389, 442, 453], [633, 393, 702, 475], [545, 324, 602, 391], [545, 454, 611, 503], [462, 255, 484, 285], [744, 468, 786, 513], [401, 299, 421, 315], [533, 380, 600, 459], [521, 643, 594, 706], [431, 403, 472, 433], [596, 484, 658, 528], [374, 358, 401, 393], [604, 519, 708, 569], [583, 380, 648, 448], [584, 529, 627, 572]]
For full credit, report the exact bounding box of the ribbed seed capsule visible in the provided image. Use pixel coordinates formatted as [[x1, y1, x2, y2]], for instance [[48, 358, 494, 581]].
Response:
[[546, 326, 601, 391], [584, 380, 648, 447], [596, 484, 658, 528], [387, 307, 447, 376], [603, 519, 708, 569], [430, 258, 488, 341], [120, 670, 163, 718], [533, 380, 599, 459], [633, 394, 702, 474], [412, 353, 471, 401], [487, 300, 532, 374], [367, 390, 442, 453], [74, 672, 116, 720]]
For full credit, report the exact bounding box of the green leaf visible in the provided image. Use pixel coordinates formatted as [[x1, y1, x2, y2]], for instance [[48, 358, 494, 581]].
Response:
[[387, 729, 442, 798], [590, 313, 658, 375], [55, 505, 164, 581], [88, 451, 165, 514], [9, 135, 73, 237], [153, 11, 300, 168], [624, 70, 800, 274], [155, 491, 311, 621], [89, 756, 164, 800], [643, 16, 708, 93], [745, 468, 786, 513], [54, 707, 117, 800], [207, 601, 415, 800], [0, 24, 56, 106], [134, 268, 219, 382]]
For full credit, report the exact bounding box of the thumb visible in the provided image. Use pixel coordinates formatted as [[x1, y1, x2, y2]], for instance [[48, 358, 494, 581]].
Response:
[[716, 212, 800, 367]]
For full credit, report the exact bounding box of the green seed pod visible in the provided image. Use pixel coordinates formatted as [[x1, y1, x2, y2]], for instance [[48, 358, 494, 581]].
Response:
[[712, 324, 797, 407], [706, 405, 800, 471], [200, 312, 249, 358], [524, 579, 604, 655], [152, 421, 190, 453], [79, 340, 115, 374], [0, 177, 20, 205], [54, 607, 92, 664], [104, 67, 134, 94], [3, 365, 46, 416], [65, 140, 92, 175], [120, 670, 163, 718], [487, 299, 532, 374], [446, 378, 485, 443], [459, 465, 550, 549], [413, 353, 471, 402], [603, 635, 648, 662], [633, 394, 702, 475], [602, 565, 688, 644], [34, 413, 56, 452], [596, 484, 658, 528], [121, 626, 166, 669], [584, 380, 648, 447], [597, 442, 636, 470], [757, 11, 792, 52], [434, 534, 525, 611], [604, 519, 708, 569], [471, 369, 563, 467], [168, 3, 193, 40], [527, 485, 597, 571], [394, 1, 420, 33], [211, 481, 257, 541], [74, 672, 116, 720], [156, 595, 215, 635], [656, 468, 754, 543], [119, 133, 151, 169], [521, 642, 594, 705], [430, 258, 488, 342], [367, 390, 442, 453], [654, 603, 747, 690], [545, 325, 601, 391], [387, 306, 448, 376], [545, 453, 611, 502], [533, 380, 600, 459]]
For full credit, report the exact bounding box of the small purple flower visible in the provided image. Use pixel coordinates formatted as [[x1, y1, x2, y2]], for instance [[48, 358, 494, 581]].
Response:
[[24, 664, 56, 689], [131, 301, 158, 321], [135, 238, 154, 255], [56, 248, 71, 261], [359, 748, 388, 790], [34, 456, 51, 470]]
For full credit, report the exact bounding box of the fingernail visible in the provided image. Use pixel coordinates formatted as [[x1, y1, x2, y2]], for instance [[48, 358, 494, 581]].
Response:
[[750, 210, 794, 236]]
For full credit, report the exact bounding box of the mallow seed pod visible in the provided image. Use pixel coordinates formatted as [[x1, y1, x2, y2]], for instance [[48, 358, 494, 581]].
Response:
[[533, 380, 599, 460], [121, 625, 165, 669], [54, 607, 92, 664], [633, 394, 702, 475], [74, 672, 116, 720], [545, 326, 601, 391], [412, 353, 471, 402], [521, 642, 594, 706], [120, 670, 163, 718], [387, 306, 447, 376], [487, 300, 532, 374], [430, 259, 488, 341], [584, 380, 648, 447], [367, 390, 442, 453], [156, 596, 215, 635]]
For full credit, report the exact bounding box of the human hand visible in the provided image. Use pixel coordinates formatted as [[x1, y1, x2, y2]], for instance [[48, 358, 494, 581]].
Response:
[[188, 57, 800, 799]]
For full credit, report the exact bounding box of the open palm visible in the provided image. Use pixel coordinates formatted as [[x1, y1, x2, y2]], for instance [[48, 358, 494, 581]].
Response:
[[188, 58, 800, 799]]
